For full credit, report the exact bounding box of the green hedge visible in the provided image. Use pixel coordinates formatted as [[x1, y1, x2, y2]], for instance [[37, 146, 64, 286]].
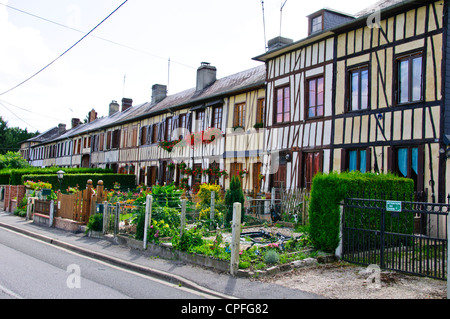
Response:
[[0, 167, 112, 185], [22, 174, 136, 192], [308, 172, 414, 253], [0, 174, 9, 185]]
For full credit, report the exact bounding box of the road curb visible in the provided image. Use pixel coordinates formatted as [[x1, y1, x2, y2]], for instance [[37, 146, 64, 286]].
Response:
[[0, 221, 236, 300]]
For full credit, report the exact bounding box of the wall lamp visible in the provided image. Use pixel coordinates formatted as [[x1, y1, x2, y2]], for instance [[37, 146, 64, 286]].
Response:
[[441, 135, 450, 160]]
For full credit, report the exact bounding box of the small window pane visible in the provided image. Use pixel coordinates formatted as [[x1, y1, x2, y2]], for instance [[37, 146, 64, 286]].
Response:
[[349, 151, 357, 172], [412, 57, 422, 101], [399, 60, 409, 104], [361, 69, 369, 109]]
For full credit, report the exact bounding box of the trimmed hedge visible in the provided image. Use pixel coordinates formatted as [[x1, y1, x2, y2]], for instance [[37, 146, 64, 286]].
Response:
[[0, 167, 113, 185], [0, 174, 9, 185], [308, 172, 414, 253], [22, 174, 136, 192]]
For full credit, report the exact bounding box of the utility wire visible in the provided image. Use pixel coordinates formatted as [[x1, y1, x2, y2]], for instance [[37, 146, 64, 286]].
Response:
[[0, 100, 38, 131], [0, 0, 129, 97], [0, 99, 66, 123], [0, 2, 197, 70]]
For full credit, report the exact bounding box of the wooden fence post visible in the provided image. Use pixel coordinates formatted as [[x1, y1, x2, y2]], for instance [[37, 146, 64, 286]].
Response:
[[180, 199, 187, 236], [143, 195, 153, 250], [230, 202, 242, 276]]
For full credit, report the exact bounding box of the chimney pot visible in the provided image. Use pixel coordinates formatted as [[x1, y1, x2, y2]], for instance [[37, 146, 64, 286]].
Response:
[[196, 62, 216, 91], [109, 100, 120, 116]]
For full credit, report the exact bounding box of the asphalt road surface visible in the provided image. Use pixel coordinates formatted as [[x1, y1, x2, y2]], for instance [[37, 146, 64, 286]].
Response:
[[0, 227, 214, 299]]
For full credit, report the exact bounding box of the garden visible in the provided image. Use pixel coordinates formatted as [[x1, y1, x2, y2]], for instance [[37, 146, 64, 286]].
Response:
[[84, 176, 318, 274]]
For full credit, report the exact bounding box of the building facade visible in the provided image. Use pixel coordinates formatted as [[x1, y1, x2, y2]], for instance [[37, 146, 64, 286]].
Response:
[[21, 0, 450, 202]]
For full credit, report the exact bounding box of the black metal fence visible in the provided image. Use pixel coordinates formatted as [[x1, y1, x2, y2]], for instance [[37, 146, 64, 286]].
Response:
[[342, 196, 448, 280]]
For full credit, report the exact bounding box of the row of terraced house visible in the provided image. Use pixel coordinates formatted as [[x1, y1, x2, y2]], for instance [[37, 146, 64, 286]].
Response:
[[20, 0, 450, 202]]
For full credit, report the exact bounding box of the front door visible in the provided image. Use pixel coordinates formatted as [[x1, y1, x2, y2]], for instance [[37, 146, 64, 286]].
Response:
[[303, 151, 322, 191]]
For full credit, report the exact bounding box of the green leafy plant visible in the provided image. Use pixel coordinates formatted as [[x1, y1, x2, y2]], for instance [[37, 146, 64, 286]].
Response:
[[224, 176, 245, 226], [171, 227, 203, 252], [264, 250, 280, 264], [86, 213, 103, 233]]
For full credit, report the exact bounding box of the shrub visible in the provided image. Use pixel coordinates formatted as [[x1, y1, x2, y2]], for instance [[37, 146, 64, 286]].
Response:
[[171, 228, 203, 252], [21, 173, 136, 191], [264, 250, 280, 264], [308, 171, 414, 253], [86, 213, 103, 233], [224, 176, 245, 226]]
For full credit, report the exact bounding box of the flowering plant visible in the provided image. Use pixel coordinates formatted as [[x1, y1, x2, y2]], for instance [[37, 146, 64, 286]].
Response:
[[238, 169, 249, 178], [158, 139, 182, 152], [24, 180, 52, 190], [185, 127, 222, 148]]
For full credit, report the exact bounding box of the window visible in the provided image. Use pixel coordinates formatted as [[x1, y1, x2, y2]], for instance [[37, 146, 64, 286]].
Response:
[[112, 129, 121, 149], [307, 77, 324, 118], [140, 126, 147, 146], [211, 106, 223, 130], [387, 145, 424, 192], [165, 117, 172, 141], [233, 103, 245, 128], [349, 66, 369, 111], [151, 124, 158, 143], [397, 52, 423, 104], [348, 149, 368, 173], [196, 110, 205, 132], [230, 162, 243, 179], [255, 98, 265, 127], [311, 15, 323, 33], [275, 86, 290, 124], [209, 162, 220, 185]]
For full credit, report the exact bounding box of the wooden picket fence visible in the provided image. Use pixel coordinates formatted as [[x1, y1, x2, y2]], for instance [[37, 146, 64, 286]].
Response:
[[56, 180, 106, 224]]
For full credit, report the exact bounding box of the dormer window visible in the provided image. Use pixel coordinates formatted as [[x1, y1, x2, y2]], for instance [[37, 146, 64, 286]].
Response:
[[310, 14, 323, 34]]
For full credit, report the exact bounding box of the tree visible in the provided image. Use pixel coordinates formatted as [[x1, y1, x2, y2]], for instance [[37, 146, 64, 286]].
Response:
[[0, 152, 30, 170], [0, 116, 39, 155], [224, 176, 245, 226]]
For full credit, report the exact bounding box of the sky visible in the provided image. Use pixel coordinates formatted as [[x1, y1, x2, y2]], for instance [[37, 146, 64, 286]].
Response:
[[0, 0, 378, 134]]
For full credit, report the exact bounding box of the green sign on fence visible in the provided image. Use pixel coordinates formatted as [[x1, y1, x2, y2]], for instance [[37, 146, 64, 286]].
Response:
[[386, 201, 402, 213]]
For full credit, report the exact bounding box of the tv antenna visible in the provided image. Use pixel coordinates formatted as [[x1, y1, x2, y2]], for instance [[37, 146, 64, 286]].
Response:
[[260, 0, 267, 51], [280, 0, 288, 37]]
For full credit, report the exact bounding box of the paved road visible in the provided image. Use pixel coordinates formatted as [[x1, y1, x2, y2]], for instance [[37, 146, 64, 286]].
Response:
[[0, 227, 213, 299]]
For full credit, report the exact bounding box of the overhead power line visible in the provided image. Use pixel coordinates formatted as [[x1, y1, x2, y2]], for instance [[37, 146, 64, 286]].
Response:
[[0, 0, 130, 97], [0, 2, 197, 70]]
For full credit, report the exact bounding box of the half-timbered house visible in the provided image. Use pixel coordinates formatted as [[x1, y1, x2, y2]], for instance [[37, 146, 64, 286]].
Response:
[[331, 0, 448, 202], [253, 10, 352, 192]]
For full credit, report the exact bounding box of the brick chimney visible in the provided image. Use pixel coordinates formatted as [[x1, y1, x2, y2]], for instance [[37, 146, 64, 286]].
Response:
[[71, 118, 81, 129], [151, 84, 167, 105], [196, 62, 216, 91], [109, 100, 120, 116], [122, 98, 133, 112], [88, 109, 97, 123]]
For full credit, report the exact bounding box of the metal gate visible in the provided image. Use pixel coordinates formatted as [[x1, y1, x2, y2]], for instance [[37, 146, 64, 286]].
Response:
[[342, 197, 448, 280]]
